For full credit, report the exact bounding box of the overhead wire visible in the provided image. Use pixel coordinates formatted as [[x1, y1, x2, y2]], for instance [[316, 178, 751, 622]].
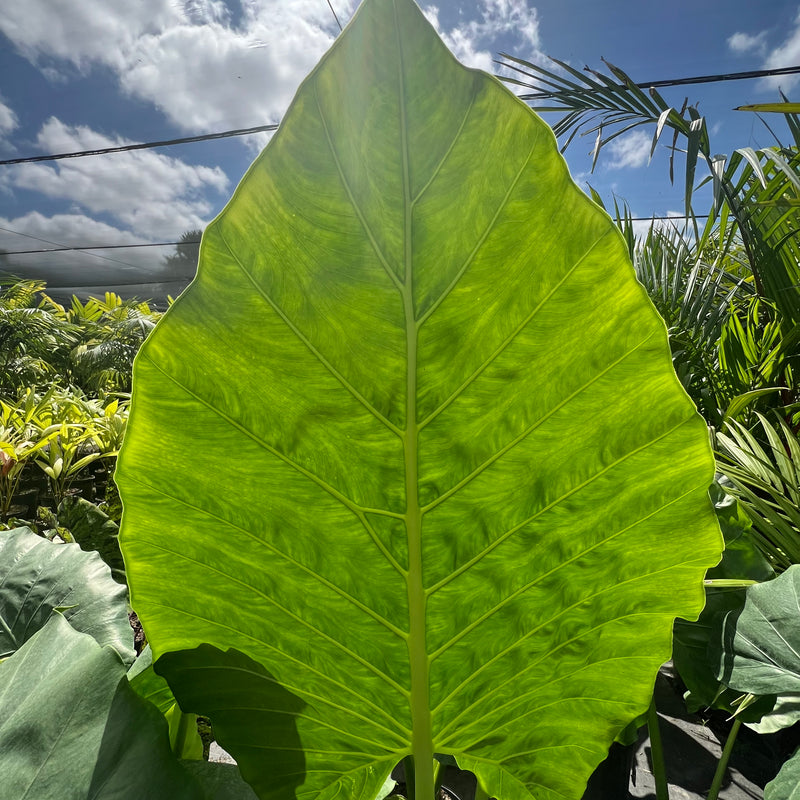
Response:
[[505, 63, 800, 100], [0, 224, 144, 270], [0, 60, 791, 277], [622, 64, 800, 90], [326, 0, 343, 31], [45, 278, 190, 289], [1, 65, 799, 168], [0, 123, 279, 167], [2, 240, 199, 256], [1, 214, 713, 259]]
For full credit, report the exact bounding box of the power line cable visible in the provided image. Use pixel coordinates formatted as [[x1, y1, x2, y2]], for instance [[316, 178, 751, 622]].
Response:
[[326, 0, 342, 31], [45, 279, 190, 289], [628, 215, 710, 221], [0, 225, 142, 269], [504, 62, 800, 99], [0, 123, 279, 167], [1, 214, 715, 258], [2, 65, 800, 168], [2, 240, 200, 256], [626, 64, 800, 90]]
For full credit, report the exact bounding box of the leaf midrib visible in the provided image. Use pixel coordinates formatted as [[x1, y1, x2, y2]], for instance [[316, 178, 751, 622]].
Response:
[[392, 0, 434, 790]]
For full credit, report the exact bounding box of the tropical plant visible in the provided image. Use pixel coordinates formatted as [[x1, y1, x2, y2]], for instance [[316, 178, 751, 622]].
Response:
[[42, 292, 160, 393], [0, 278, 76, 393], [672, 479, 774, 715], [717, 413, 800, 570], [711, 565, 800, 799], [0, 527, 258, 799], [116, 2, 722, 799], [496, 54, 800, 423], [33, 420, 102, 505], [0, 383, 128, 515], [163, 229, 203, 281], [0, 425, 50, 517], [594, 200, 753, 426], [0, 387, 66, 516], [90, 395, 129, 455]]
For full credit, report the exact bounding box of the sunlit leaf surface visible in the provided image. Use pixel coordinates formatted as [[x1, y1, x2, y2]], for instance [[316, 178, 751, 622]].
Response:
[[117, 0, 722, 797]]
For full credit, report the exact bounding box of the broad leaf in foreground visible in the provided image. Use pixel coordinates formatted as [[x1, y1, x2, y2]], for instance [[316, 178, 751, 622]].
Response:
[[715, 565, 800, 695], [765, 747, 800, 800], [117, 0, 722, 797], [0, 526, 133, 663], [0, 614, 196, 799], [673, 481, 773, 713]]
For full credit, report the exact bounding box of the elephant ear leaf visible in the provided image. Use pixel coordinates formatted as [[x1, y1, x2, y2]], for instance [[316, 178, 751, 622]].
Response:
[[715, 565, 800, 696], [765, 746, 800, 800], [0, 614, 197, 799], [0, 526, 133, 664], [117, 0, 722, 797]]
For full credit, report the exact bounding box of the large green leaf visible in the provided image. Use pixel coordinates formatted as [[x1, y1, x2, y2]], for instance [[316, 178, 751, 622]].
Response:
[[58, 494, 125, 583], [0, 526, 134, 663], [127, 645, 205, 760], [117, 0, 722, 798], [715, 565, 800, 695], [128, 643, 177, 714], [765, 748, 800, 800], [673, 480, 774, 713], [0, 613, 197, 799]]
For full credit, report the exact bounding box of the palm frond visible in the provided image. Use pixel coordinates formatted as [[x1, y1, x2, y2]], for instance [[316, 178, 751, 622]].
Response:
[[717, 414, 800, 570]]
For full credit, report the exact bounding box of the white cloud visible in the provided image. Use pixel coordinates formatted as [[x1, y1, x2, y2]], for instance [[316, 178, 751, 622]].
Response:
[[0, 98, 18, 136], [8, 118, 228, 240], [0, 0, 354, 134], [0, 0, 547, 250], [727, 11, 800, 92], [0, 211, 147, 250], [0, 0, 181, 73], [727, 31, 767, 55], [761, 11, 800, 91], [0, 0, 540, 132], [606, 130, 651, 170], [424, 0, 541, 72]]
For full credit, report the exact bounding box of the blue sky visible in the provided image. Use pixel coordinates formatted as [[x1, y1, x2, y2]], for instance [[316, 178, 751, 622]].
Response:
[[0, 0, 799, 294]]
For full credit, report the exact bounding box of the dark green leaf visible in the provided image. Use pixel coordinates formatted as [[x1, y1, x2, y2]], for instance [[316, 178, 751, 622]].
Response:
[[715, 565, 800, 695], [0, 614, 197, 799], [765, 747, 800, 800], [748, 693, 800, 734], [57, 495, 125, 583], [183, 762, 260, 800], [673, 480, 773, 713], [0, 526, 133, 663], [127, 644, 204, 759], [128, 644, 176, 714]]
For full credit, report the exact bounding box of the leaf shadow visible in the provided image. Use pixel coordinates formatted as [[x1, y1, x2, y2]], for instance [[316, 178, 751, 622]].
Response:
[[156, 643, 307, 799]]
